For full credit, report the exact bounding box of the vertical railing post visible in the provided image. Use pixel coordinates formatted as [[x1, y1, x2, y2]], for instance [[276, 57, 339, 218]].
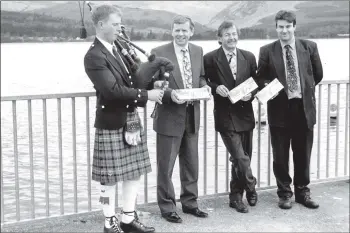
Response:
[[257, 103, 261, 187], [28, 100, 35, 219], [335, 84, 340, 176], [72, 97, 78, 213], [143, 105, 148, 203], [1, 122, 5, 223], [57, 98, 64, 215], [215, 131, 218, 194], [326, 85, 331, 178], [203, 101, 207, 195], [43, 99, 49, 217], [86, 97, 92, 211], [267, 127, 271, 186], [344, 84, 349, 175], [317, 85, 322, 179]]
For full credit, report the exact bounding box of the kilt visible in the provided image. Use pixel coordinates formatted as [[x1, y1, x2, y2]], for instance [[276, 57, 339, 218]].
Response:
[[92, 111, 151, 184]]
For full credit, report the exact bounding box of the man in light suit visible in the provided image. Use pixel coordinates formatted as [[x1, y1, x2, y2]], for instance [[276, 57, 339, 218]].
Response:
[[151, 15, 211, 223], [203, 20, 258, 213], [256, 10, 323, 210]]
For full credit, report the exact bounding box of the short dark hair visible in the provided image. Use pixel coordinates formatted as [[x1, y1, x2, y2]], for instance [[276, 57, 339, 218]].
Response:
[[171, 15, 195, 31], [91, 4, 122, 26], [217, 20, 239, 45], [275, 10, 296, 27], [217, 20, 239, 37]]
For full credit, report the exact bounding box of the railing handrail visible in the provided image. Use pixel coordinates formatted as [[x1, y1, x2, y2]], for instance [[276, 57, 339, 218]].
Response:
[[1, 80, 349, 101]]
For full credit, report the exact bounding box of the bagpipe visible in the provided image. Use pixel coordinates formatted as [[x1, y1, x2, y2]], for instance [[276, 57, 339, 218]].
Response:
[[86, 2, 171, 117]]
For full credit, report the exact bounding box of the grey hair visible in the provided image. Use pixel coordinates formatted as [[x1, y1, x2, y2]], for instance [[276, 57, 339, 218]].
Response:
[[171, 15, 195, 31], [91, 4, 122, 26]]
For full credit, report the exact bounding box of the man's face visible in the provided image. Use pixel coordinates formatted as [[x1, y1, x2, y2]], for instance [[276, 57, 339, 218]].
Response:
[[99, 13, 121, 44], [276, 20, 296, 42], [172, 21, 193, 46], [219, 26, 238, 51]]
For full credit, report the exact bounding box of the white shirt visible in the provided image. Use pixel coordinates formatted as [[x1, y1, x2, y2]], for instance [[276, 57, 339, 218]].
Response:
[[173, 41, 191, 88], [96, 36, 129, 74], [222, 47, 237, 80], [280, 38, 302, 99]]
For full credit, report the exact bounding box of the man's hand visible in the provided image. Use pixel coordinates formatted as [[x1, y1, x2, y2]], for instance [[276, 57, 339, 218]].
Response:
[[216, 85, 230, 97], [147, 89, 164, 104], [154, 80, 169, 90], [171, 90, 186, 104], [241, 93, 252, 101]]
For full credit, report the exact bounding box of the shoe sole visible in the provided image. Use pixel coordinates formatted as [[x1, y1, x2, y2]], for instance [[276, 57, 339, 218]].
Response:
[[295, 200, 319, 209], [229, 204, 249, 213]]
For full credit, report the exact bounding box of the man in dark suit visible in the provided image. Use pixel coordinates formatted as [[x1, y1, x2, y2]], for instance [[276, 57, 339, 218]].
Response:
[[203, 20, 258, 213], [256, 10, 323, 210], [84, 4, 174, 233], [151, 15, 211, 223]]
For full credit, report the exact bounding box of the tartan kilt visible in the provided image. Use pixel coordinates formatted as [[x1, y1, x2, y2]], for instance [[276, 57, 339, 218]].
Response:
[[92, 111, 151, 184]]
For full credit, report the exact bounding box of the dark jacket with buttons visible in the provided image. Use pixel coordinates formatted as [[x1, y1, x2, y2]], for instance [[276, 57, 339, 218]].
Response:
[[256, 39, 323, 130], [204, 47, 257, 132], [84, 38, 148, 130]]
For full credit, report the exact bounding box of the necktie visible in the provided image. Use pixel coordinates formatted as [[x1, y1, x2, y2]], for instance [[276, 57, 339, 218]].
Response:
[[181, 48, 192, 89], [285, 45, 298, 92], [227, 52, 236, 80], [112, 45, 129, 75]]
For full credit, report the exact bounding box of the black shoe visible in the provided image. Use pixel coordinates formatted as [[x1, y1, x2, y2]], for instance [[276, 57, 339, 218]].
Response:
[[246, 191, 258, 206], [161, 212, 182, 223], [229, 200, 249, 213], [103, 216, 124, 233], [182, 207, 208, 218], [120, 219, 155, 233], [295, 195, 319, 209], [278, 197, 292, 209]]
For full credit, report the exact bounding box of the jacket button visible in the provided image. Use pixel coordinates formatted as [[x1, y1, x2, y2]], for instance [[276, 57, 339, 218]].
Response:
[[138, 94, 141, 98], [129, 76, 132, 79], [134, 100, 137, 103], [101, 105, 105, 109], [126, 105, 129, 108], [131, 82, 133, 85]]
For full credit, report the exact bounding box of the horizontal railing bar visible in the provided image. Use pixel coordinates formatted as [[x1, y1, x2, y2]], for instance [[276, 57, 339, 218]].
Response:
[[0, 80, 348, 101], [1, 92, 95, 101], [319, 80, 349, 85]]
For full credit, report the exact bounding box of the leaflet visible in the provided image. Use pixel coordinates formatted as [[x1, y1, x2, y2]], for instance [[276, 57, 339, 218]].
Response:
[[228, 77, 258, 104], [255, 78, 284, 104], [176, 88, 211, 101]]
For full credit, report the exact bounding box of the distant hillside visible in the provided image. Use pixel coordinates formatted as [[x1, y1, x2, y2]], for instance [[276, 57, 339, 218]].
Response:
[[251, 1, 349, 38]]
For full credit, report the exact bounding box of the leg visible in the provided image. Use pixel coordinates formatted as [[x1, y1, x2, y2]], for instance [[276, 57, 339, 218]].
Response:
[[156, 133, 182, 214], [220, 131, 255, 202], [270, 126, 293, 198], [178, 130, 199, 209]]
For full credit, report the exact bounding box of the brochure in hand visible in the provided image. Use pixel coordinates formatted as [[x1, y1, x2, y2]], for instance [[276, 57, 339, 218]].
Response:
[[228, 77, 258, 104], [255, 78, 284, 104], [176, 88, 211, 101]]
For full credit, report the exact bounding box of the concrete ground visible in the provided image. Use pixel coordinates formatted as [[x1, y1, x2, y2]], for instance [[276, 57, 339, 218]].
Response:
[[2, 179, 349, 232]]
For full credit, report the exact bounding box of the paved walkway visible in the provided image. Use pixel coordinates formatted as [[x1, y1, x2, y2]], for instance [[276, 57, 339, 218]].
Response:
[[2, 179, 349, 232]]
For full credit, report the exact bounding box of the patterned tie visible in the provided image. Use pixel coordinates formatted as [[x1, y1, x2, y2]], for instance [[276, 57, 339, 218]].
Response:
[[285, 45, 298, 92], [227, 52, 236, 80], [181, 48, 192, 89]]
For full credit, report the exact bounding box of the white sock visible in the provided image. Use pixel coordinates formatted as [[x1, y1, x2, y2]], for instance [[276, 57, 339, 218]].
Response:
[[122, 176, 141, 223], [100, 184, 116, 228]]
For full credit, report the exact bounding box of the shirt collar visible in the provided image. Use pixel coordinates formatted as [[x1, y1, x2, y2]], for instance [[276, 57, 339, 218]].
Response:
[[222, 46, 237, 58], [173, 41, 189, 54], [96, 36, 115, 53], [280, 37, 296, 50]]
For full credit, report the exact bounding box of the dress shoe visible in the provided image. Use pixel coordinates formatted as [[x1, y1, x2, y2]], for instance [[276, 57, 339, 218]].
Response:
[[182, 207, 208, 218], [103, 216, 124, 233], [229, 200, 249, 213], [246, 191, 258, 206], [161, 212, 182, 223], [120, 219, 155, 233], [278, 197, 292, 209], [295, 195, 319, 209]]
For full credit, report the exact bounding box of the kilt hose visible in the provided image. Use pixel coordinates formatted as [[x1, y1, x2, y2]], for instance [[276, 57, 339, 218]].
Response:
[[92, 111, 152, 185]]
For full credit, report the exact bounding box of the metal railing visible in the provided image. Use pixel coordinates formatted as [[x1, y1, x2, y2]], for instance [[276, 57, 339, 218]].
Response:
[[1, 80, 349, 225]]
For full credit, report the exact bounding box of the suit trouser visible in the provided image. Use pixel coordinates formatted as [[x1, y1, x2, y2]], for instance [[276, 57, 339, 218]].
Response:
[[270, 98, 313, 198], [220, 130, 256, 202], [156, 105, 199, 214]]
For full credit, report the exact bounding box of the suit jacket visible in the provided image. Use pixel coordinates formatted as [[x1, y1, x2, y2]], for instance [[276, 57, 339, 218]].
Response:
[[84, 38, 149, 130], [256, 39, 323, 129], [151, 42, 207, 137], [204, 47, 257, 132]]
